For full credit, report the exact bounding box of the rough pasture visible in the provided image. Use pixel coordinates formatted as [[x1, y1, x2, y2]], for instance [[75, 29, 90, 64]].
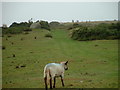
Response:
[[2, 29, 118, 88]]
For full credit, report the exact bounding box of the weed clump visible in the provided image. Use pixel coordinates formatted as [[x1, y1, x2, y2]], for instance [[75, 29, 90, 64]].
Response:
[[45, 33, 52, 38], [2, 46, 6, 50]]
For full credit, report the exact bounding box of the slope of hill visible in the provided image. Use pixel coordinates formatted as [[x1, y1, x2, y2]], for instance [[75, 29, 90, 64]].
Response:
[[2, 28, 118, 88]]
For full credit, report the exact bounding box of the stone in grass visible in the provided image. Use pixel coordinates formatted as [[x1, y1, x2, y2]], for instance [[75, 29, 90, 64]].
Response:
[[80, 80, 83, 83]]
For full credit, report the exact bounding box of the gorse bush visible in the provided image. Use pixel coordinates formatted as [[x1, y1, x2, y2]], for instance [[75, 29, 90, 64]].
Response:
[[2, 20, 51, 35], [2, 20, 119, 41], [49, 21, 60, 29], [2, 27, 22, 34], [70, 22, 120, 41], [2, 27, 32, 34], [10, 22, 32, 28], [49, 21, 60, 26], [68, 23, 79, 30], [44, 33, 52, 38], [2, 21, 32, 35], [40, 21, 50, 30]]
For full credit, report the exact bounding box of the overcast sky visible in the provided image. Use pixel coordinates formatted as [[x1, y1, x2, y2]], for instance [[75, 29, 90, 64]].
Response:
[[2, 2, 118, 26]]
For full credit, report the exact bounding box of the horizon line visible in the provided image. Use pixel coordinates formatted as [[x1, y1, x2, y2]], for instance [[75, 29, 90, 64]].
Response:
[[2, 19, 118, 27]]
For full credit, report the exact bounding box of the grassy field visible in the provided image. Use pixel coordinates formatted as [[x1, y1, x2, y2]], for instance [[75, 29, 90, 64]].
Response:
[[2, 29, 118, 88], [0, 36, 2, 89]]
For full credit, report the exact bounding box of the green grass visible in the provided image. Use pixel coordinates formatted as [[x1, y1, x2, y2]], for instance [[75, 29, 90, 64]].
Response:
[[0, 37, 2, 89], [2, 29, 118, 88]]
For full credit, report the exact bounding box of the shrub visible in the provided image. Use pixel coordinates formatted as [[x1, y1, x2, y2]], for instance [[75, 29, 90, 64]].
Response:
[[45, 33, 52, 38], [2, 27, 32, 34], [23, 28, 32, 31], [24, 32, 29, 34], [70, 22, 120, 41], [2, 46, 6, 50], [40, 21, 50, 30], [10, 22, 32, 28], [49, 21, 60, 26], [73, 23, 80, 28], [8, 27, 23, 34], [49, 21, 60, 29]]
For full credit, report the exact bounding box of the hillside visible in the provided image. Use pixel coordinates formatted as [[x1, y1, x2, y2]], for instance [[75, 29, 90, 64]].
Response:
[[2, 28, 118, 88]]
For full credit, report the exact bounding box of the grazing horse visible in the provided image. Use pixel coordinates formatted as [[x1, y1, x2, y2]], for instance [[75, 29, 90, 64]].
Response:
[[44, 61, 68, 89]]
